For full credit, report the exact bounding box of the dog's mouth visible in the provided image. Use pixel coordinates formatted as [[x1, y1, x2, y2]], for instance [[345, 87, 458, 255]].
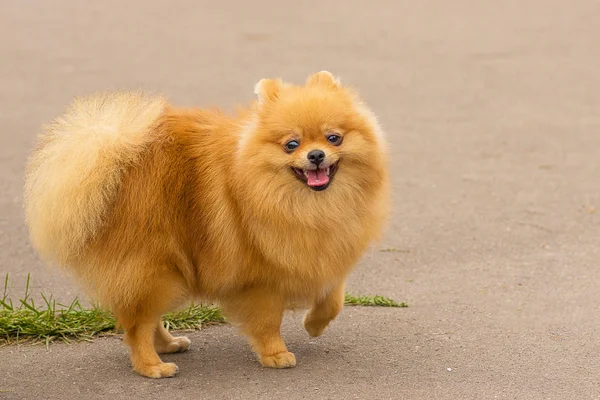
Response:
[[291, 161, 339, 191]]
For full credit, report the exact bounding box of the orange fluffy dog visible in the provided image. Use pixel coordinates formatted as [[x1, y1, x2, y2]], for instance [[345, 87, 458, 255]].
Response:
[[24, 71, 388, 378]]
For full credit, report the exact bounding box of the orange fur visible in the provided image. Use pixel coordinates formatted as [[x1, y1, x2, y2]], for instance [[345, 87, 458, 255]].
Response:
[[24, 71, 389, 378]]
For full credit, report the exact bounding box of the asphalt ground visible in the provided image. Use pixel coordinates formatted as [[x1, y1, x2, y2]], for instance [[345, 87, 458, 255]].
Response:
[[1, 1, 600, 399]]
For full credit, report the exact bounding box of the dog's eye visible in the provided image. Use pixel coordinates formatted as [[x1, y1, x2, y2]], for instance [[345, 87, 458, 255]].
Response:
[[284, 140, 300, 152], [327, 134, 342, 146]]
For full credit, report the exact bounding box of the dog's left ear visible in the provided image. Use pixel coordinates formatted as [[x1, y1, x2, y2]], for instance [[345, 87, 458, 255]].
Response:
[[306, 70, 341, 88], [254, 78, 284, 104]]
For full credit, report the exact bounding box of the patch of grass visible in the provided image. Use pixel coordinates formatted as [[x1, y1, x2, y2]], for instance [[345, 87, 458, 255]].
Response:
[[0, 274, 223, 347], [379, 247, 410, 253], [344, 293, 408, 308], [0, 274, 405, 346], [162, 303, 225, 331]]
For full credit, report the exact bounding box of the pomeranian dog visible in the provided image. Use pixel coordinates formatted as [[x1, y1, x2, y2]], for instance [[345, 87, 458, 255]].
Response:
[[24, 71, 389, 378]]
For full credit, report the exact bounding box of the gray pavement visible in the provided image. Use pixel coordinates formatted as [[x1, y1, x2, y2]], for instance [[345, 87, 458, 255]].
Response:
[[1, 0, 600, 399]]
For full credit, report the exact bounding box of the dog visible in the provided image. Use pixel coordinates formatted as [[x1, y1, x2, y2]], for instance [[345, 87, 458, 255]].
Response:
[[24, 71, 389, 378]]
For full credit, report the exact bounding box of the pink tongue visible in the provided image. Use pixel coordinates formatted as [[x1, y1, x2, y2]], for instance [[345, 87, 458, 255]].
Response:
[[307, 168, 330, 187]]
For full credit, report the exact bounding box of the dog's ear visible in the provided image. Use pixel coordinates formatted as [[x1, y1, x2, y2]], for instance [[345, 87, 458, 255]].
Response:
[[254, 78, 284, 104], [306, 70, 341, 88]]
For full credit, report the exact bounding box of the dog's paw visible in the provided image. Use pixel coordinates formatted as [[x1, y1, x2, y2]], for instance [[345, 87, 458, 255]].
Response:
[[303, 313, 329, 338], [156, 336, 191, 354], [259, 351, 297, 369], [135, 362, 179, 378]]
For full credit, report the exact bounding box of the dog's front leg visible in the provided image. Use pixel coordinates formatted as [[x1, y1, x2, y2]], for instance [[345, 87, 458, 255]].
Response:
[[303, 281, 345, 337], [221, 289, 296, 368]]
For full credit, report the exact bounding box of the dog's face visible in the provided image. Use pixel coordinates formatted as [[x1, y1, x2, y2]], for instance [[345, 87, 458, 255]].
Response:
[[262, 88, 348, 192], [237, 71, 387, 199]]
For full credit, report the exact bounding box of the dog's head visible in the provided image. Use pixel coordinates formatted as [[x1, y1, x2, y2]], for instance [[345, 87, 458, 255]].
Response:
[[237, 71, 387, 196], [234, 71, 388, 232]]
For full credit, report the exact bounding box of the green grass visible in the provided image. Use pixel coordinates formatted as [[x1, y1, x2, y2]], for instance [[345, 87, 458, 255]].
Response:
[[344, 293, 408, 308], [0, 274, 405, 346], [379, 247, 410, 253]]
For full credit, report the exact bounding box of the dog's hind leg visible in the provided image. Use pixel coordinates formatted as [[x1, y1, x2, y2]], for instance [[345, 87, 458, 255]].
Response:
[[114, 267, 188, 378], [154, 322, 191, 354], [121, 315, 179, 378]]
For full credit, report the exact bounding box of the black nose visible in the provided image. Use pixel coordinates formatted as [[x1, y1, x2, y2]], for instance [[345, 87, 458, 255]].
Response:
[[307, 149, 325, 165]]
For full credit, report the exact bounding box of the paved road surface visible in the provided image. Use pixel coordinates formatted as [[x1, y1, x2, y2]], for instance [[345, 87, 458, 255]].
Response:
[[1, 1, 600, 399]]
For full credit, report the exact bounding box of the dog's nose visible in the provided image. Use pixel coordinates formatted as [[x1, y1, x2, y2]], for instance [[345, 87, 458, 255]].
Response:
[[307, 149, 325, 165]]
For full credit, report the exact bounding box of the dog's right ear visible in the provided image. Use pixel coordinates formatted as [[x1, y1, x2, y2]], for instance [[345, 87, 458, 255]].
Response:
[[254, 78, 284, 104], [306, 71, 341, 89]]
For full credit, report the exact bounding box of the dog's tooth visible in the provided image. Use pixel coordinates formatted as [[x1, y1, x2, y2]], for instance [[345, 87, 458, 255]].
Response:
[[303, 170, 309, 178], [326, 167, 330, 176]]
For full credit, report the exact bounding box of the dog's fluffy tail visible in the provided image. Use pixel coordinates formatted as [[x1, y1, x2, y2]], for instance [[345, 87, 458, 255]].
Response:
[[24, 91, 166, 265]]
